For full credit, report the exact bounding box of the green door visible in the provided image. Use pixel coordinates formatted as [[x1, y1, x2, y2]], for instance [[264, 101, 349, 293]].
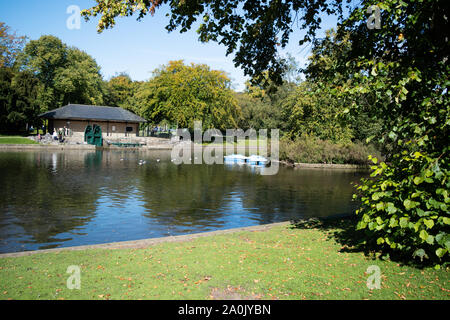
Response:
[[93, 125, 103, 147], [84, 125, 94, 145]]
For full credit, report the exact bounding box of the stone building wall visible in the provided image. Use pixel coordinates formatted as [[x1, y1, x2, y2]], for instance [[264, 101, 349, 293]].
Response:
[[50, 119, 140, 141]]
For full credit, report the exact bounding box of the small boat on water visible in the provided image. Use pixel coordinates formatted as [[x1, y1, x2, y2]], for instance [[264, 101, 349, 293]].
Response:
[[224, 154, 270, 166], [224, 154, 247, 164], [247, 155, 270, 166]]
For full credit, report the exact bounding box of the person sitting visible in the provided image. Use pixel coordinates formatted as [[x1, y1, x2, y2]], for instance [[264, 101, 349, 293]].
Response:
[[58, 129, 64, 143], [52, 129, 58, 140]]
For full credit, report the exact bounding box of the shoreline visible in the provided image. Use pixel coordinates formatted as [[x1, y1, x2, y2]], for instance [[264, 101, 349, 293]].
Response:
[[275, 160, 369, 170], [0, 222, 290, 258], [0, 144, 173, 151], [0, 144, 370, 169]]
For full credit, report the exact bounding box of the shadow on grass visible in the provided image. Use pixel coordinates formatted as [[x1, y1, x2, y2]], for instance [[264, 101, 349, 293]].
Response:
[[288, 215, 429, 269], [289, 215, 371, 254]]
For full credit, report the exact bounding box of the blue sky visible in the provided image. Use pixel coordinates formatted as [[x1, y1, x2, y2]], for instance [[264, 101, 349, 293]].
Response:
[[0, 0, 340, 91]]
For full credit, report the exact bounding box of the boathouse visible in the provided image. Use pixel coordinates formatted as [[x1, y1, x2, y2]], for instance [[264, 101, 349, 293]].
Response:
[[39, 104, 147, 140]]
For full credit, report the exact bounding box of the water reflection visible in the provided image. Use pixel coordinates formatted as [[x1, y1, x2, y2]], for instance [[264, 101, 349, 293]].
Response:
[[0, 150, 366, 253]]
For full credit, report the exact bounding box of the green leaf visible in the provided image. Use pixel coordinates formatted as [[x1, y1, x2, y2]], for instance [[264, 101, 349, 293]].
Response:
[[416, 208, 426, 216], [388, 131, 397, 140], [389, 217, 398, 227], [423, 219, 434, 229], [419, 230, 429, 241], [376, 202, 385, 211], [435, 248, 447, 258], [399, 217, 409, 228], [413, 249, 427, 261], [386, 202, 397, 214], [372, 192, 382, 201], [413, 176, 423, 185], [357, 220, 367, 230], [435, 232, 445, 245], [403, 199, 417, 210], [376, 216, 384, 225]]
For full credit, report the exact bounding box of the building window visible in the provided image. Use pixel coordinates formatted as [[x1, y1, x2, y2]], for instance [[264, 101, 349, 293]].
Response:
[[126, 127, 133, 132]]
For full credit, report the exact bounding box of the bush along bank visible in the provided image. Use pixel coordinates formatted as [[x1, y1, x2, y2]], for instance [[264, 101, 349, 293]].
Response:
[[279, 134, 382, 166]]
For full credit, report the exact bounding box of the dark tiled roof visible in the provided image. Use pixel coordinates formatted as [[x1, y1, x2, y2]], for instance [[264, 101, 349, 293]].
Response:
[[39, 104, 147, 123]]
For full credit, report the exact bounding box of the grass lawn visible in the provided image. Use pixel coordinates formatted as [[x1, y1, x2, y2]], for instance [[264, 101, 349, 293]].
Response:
[[0, 136, 38, 145], [0, 218, 448, 300]]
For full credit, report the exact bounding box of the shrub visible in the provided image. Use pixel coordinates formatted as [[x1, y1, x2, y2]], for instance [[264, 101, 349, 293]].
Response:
[[354, 151, 449, 268], [279, 134, 380, 165]]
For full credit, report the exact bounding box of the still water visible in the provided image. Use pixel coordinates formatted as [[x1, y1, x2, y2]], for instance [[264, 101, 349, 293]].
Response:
[[0, 150, 366, 253]]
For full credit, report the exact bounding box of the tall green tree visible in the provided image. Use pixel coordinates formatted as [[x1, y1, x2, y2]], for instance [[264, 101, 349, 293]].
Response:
[[298, 29, 383, 144], [10, 70, 41, 131], [54, 47, 105, 106], [0, 68, 40, 133], [307, 1, 449, 266], [0, 67, 15, 131], [237, 77, 294, 133], [281, 81, 353, 142], [134, 60, 241, 131], [18, 35, 104, 112], [104, 73, 142, 113]]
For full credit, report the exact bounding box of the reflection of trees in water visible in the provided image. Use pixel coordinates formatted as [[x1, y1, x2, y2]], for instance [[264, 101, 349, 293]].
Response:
[[239, 168, 365, 222], [137, 162, 366, 228], [138, 164, 239, 228], [0, 151, 100, 250]]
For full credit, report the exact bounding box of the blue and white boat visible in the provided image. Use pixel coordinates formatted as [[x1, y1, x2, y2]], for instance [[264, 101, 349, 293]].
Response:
[[224, 154, 270, 166], [247, 155, 270, 166], [224, 154, 247, 164]]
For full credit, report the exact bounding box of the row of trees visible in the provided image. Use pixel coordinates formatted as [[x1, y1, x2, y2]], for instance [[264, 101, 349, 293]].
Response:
[[0, 24, 247, 133], [0, 22, 379, 143]]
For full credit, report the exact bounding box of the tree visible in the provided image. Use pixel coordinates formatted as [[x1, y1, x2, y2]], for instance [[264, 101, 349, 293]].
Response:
[[104, 73, 141, 113], [236, 76, 294, 133], [307, 1, 449, 266], [134, 60, 241, 131], [54, 47, 105, 106], [18, 35, 104, 112], [81, 0, 347, 85], [0, 67, 15, 132], [281, 81, 353, 142], [10, 70, 41, 131], [0, 22, 27, 68], [0, 67, 40, 133], [300, 29, 383, 144]]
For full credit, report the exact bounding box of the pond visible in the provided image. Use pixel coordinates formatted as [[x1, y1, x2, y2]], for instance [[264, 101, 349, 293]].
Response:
[[0, 150, 367, 253]]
